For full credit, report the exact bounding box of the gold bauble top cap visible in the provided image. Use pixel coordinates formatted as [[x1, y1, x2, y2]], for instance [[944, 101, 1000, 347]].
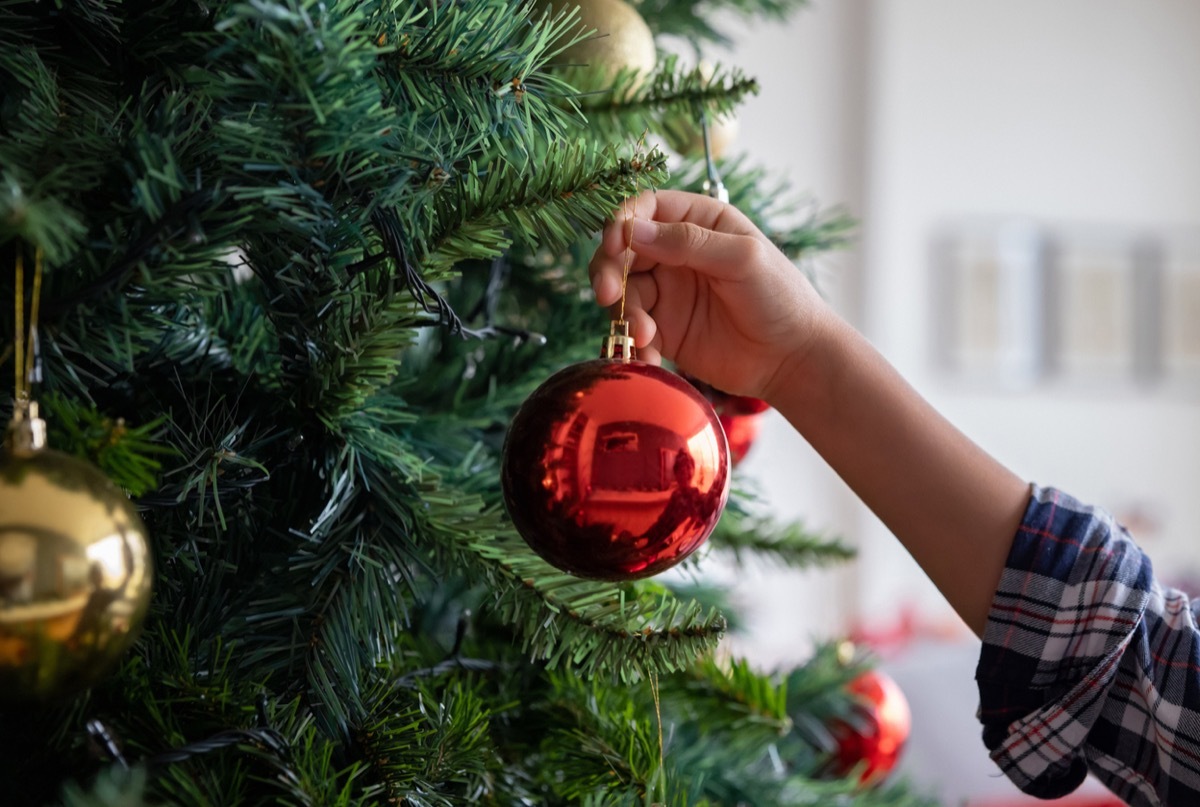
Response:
[[601, 319, 636, 362], [6, 400, 47, 454]]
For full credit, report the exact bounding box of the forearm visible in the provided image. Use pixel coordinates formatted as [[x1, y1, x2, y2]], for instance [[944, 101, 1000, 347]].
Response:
[[768, 316, 1029, 636]]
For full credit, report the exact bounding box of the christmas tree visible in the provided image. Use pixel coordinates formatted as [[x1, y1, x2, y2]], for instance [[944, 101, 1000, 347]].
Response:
[[0, 1, 933, 804]]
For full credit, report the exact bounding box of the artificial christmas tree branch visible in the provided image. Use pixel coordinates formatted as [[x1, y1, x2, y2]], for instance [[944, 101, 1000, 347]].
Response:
[[39, 392, 173, 497], [576, 56, 760, 143], [671, 155, 857, 261], [39, 190, 215, 319], [676, 656, 793, 734], [640, 0, 811, 46], [361, 458, 727, 680], [378, 0, 588, 150], [710, 508, 856, 568], [314, 292, 426, 426], [425, 144, 670, 271]]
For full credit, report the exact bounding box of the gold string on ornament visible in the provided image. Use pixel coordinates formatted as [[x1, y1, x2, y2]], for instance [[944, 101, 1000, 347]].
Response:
[[604, 134, 648, 363], [12, 247, 43, 413], [619, 193, 634, 325], [618, 131, 649, 323]]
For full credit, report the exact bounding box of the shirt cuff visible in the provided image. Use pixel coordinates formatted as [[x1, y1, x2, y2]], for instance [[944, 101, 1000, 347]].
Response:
[[975, 485, 1153, 798]]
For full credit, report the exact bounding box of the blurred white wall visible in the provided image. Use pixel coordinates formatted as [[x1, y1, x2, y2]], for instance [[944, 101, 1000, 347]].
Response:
[[704, 1, 1200, 802]]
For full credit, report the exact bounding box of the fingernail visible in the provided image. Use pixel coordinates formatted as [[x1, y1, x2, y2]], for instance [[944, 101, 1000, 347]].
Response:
[[630, 218, 658, 244]]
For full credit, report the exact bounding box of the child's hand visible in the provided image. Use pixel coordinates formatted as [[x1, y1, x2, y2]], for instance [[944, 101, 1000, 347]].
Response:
[[589, 190, 831, 402], [592, 193, 1029, 640]]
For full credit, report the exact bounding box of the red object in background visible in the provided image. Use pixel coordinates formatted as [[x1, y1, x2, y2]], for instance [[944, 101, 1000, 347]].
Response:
[[830, 669, 912, 786], [501, 359, 730, 581], [719, 410, 763, 466], [682, 375, 771, 465], [716, 392, 770, 416]]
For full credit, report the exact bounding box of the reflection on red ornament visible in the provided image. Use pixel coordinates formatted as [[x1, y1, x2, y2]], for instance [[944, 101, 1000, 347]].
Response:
[[501, 359, 730, 581], [830, 669, 912, 786]]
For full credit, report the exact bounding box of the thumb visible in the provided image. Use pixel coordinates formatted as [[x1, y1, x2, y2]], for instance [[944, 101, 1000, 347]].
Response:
[[627, 218, 765, 280]]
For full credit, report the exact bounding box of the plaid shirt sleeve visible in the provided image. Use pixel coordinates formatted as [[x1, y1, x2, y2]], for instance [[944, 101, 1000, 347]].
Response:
[[976, 485, 1200, 807]]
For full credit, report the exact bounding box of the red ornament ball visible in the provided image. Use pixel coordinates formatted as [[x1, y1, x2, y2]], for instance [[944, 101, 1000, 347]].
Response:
[[829, 669, 912, 786], [501, 359, 731, 581]]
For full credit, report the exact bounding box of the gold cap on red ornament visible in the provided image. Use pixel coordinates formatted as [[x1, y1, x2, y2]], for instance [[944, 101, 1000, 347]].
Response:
[[602, 319, 636, 362]]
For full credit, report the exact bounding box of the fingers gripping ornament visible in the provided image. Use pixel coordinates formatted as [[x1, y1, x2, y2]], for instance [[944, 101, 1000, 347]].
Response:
[[0, 249, 153, 700], [501, 207, 730, 581]]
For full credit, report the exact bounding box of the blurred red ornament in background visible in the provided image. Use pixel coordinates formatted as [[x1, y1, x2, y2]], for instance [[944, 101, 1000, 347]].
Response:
[[682, 375, 771, 465], [830, 669, 912, 786], [718, 409, 764, 466], [501, 359, 730, 581]]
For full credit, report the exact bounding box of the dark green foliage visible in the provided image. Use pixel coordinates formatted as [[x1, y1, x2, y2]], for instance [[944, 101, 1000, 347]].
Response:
[[0, 0, 932, 804]]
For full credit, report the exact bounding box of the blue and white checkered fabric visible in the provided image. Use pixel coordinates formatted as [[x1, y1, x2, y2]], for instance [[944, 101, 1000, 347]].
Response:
[[977, 485, 1200, 806]]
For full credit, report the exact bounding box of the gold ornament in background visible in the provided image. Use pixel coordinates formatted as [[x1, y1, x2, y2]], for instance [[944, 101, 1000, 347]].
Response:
[[669, 111, 739, 160], [663, 63, 740, 159], [0, 404, 153, 700], [543, 0, 656, 95]]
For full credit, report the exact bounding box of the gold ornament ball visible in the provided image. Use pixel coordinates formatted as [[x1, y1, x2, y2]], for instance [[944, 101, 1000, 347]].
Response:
[[0, 447, 153, 700], [668, 111, 740, 160], [545, 0, 656, 93], [663, 62, 740, 159]]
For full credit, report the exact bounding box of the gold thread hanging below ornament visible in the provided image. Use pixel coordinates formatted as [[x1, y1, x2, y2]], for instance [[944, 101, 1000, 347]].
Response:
[[649, 669, 664, 771], [1, 247, 154, 701]]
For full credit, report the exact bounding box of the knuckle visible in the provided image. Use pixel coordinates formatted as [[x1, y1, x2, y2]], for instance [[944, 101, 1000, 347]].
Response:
[[679, 221, 711, 253], [739, 236, 768, 266]]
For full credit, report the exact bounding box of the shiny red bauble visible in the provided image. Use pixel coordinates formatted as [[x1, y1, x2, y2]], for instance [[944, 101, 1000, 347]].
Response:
[[501, 359, 731, 581], [830, 669, 912, 786]]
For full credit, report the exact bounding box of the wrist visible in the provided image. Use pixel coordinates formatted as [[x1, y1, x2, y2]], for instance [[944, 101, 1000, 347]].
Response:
[[761, 305, 849, 432]]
